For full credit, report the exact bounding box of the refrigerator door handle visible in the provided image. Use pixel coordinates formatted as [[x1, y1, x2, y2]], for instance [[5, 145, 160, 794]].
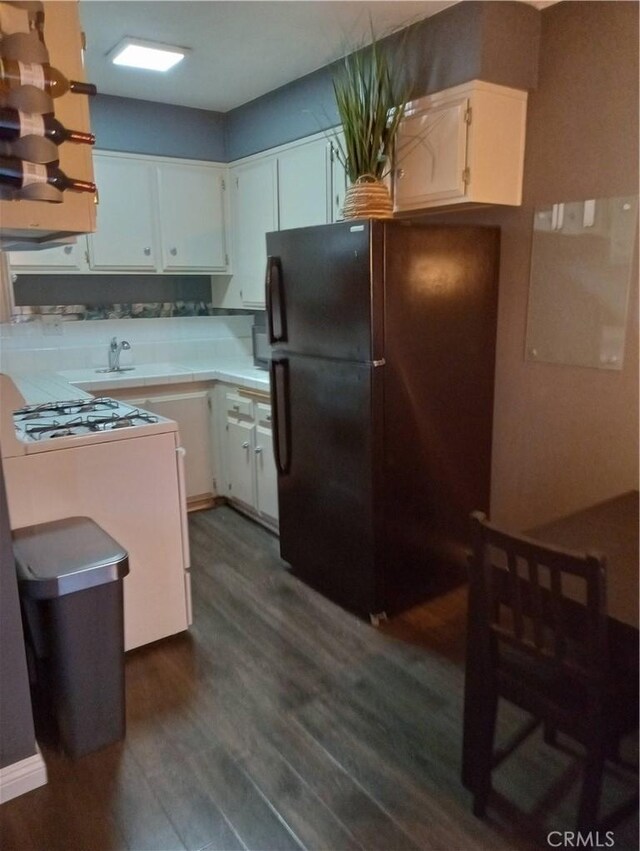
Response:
[[266, 255, 287, 343], [270, 357, 291, 475]]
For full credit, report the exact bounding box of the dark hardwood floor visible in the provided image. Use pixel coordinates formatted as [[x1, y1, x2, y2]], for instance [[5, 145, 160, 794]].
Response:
[[1, 506, 637, 850]]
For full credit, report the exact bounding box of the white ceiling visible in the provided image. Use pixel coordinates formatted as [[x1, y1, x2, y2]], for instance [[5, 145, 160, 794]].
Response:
[[80, 1, 556, 113], [79, 1, 458, 112]]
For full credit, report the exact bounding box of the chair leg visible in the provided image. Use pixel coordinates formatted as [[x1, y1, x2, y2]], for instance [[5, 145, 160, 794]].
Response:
[[577, 745, 606, 832], [471, 691, 498, 818]]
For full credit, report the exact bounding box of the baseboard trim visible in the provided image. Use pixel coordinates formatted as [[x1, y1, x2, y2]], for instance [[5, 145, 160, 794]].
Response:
[[0, 748, 47, 804], [187, 493, 216, 513]]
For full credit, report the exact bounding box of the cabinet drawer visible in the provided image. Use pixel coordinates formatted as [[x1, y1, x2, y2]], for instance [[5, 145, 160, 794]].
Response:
[[255, 402, 272, 425], [225, 393, 253, 418]]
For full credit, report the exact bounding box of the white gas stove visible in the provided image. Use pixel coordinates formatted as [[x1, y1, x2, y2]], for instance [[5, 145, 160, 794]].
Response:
[[2, 378, 191, 650], [12, 397, 177, 454]]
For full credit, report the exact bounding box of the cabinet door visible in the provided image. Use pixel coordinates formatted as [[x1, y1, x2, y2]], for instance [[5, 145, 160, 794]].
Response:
[[225, 417, 255, 507], [329, 134, 349, 223], [10, 239, 88, 272], [143, 391, 214, 500], [231, 158, 278, 308], [254, 403, 278, 523], [278, 139, 329, 231], [158, 163, 227, 271], [88, 154, 159, 270], [394, 96, 469, 210]]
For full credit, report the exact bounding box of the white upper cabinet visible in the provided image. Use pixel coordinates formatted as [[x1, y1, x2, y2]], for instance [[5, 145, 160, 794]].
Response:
[[9, 240, 89, 272], [157, 163, 228, 272], [88, 154, 159, 271], [228, 134, 334, 309], [84, 153, 229, 274], [230, 158, 279, 307], [393, 80, 528, 213], [328, 132, 349, 222], [278, 139, 329, 231], [395, 96, 469, 207]]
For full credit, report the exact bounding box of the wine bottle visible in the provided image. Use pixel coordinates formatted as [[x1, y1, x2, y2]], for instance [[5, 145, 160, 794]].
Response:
[[0, 107, 95, 145], [0, 155, 96, 193], [0, 58, 97, 97]]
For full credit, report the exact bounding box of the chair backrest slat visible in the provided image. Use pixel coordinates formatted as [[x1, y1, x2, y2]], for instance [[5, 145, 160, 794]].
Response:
[[468, 511, 608, 685], [506, 548, 524, 640], [526, 558, 545, 649], [549, 565, 567, 662]]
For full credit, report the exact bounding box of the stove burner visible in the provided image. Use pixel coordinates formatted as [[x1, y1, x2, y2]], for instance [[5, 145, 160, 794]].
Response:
[[24, 421, 66, 440], [128, 410, 159, 424], [17, 398, 162, 441], [15, 397, 120, 420]]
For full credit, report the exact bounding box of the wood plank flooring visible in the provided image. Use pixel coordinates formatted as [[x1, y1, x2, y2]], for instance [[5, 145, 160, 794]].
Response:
[[1, 506, 637, 850]]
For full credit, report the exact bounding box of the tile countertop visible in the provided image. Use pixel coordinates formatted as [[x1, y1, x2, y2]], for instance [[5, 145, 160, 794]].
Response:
[[9, 372, 94, 404], [57, 359, 271, 394]]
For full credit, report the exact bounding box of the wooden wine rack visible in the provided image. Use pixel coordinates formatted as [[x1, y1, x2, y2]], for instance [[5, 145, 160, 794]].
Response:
[[0, 0, 96, 247]]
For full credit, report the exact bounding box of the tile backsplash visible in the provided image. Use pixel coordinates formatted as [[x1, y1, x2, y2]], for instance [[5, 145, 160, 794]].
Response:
[[0, 315, 253, 374]]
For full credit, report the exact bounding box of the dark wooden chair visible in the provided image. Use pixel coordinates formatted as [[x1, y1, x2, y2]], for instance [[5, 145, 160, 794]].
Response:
[[462, 510, 638, 831]]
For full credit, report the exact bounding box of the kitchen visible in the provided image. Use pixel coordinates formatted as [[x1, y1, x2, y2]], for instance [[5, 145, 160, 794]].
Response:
[[0, 1, 638, 849]]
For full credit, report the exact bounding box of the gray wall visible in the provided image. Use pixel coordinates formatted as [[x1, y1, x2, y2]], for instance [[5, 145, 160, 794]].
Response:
[[423, 0, 639, 528], [0, 460, 37, 770], [90, 94, 226, 161], [225, 0, 540, 160]]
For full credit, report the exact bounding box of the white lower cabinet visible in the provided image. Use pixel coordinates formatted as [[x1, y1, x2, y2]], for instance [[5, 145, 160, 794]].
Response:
[[225, 417, 256, 508], [110, 381, 277, 529], [219, 387, 279, 528], [111, 389, 215, 502], [255, 405, 279, 522]]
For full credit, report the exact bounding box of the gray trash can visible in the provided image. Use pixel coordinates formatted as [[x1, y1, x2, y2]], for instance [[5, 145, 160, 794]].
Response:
[[14, 516, 129, 758]]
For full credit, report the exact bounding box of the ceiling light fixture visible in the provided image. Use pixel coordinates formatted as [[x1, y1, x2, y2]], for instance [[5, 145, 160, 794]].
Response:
[[108, 38, 188, 72]]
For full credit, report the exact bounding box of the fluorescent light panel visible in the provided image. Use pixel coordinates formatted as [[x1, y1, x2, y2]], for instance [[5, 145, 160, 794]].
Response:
[[109, 38, 187, 72]]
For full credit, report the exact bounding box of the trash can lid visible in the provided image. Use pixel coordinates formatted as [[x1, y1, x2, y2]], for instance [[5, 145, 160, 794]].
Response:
[[13, 517, 129, 600]]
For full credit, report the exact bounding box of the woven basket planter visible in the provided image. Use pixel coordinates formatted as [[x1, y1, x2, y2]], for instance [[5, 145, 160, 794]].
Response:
[[342, 175, 393, 220]]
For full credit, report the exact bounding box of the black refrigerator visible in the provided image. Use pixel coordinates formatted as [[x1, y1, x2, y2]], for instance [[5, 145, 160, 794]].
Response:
[[267, 219, 500, 620]]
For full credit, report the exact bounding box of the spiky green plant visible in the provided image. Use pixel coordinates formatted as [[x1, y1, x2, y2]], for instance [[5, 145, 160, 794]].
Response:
[[332, 33, 408, 183]]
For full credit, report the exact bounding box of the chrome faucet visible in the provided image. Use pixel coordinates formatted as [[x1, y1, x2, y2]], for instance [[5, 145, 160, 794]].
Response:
[[108, 337, 131, 371]]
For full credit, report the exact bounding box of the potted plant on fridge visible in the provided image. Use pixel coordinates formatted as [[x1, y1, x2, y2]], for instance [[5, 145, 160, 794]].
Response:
[[331, 33, 408, 219]]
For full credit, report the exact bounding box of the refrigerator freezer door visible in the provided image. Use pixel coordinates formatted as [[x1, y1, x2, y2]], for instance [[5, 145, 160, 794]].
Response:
[[272, 353, 384, 616], [266, 220, 384, 363]]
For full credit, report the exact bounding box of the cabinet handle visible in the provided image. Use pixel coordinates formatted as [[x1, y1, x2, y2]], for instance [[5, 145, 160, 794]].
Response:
[[233, 404, 240, 411], [396, 168, 405, 179], [143, 247, 151, 256], [170, 247, 177, 256], [242, 441, 250, 449], [63, 245, 73, 255], [255, 446, 263, 454]]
